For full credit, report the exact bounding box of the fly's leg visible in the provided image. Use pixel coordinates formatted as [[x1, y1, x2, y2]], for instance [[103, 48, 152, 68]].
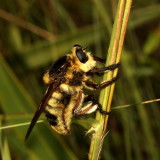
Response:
[[73, 62, 120, 116], [87, 63, 120, 76], [72, 91, 84, 115], [90, 63, 120, 74], [98, 75, 119, 88], [83, 95, 110, 115], [92, 56, 106, 63], [74, 95, 110, 116], [85, 62, 120, 89], [85, 75, 119, 90]]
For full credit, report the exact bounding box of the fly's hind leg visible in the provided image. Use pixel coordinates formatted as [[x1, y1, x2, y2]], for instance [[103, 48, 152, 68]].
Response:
[[72, 91, 85, 116], [74, 95, 110, 116]]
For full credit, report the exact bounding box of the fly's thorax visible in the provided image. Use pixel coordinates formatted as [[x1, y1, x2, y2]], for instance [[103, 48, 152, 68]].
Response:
[[59, 67, 84, 94]]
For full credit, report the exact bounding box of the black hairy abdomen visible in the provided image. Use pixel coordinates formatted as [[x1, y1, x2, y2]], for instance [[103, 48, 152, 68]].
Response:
[[45, 111, 57, 126]]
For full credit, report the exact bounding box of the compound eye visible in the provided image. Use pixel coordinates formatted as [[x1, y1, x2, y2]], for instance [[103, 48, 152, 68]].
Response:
[[76, 49, 88, 63], [74, 44, 82, 48]]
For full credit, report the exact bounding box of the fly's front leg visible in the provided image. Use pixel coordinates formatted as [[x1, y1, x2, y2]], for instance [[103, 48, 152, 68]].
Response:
[[90, 63, 120, 74], [87, 63, 120, 77], [74, 95, 110, 116], [85, 75, 119, 90], [92, 56, 106, 63]]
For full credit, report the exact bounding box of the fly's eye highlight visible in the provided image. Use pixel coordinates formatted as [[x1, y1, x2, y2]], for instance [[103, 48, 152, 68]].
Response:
[[76, 48, 88, 63]]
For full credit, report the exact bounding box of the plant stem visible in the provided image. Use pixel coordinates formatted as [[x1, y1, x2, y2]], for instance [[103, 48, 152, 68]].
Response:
[[88, 0, 132, 159]]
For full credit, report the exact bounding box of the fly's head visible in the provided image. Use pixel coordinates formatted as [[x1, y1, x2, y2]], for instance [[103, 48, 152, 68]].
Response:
[[70, 44, 96, 72]]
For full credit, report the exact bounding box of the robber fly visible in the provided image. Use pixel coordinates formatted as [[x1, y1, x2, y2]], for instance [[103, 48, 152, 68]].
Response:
[[25, 44, 120, 140]]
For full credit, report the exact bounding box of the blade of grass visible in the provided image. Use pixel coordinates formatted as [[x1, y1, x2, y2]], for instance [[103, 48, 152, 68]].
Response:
[[0, 120, 44, 130], [128, 4, 160, 29], [0, 9, 55, 40], [55, 0, 77, 32], [112, 98, 160, 110], [1, 137, 12, 160], [92, 0, 112, 33], [88, 0, 132, 159], [0, 120, 11, 160]]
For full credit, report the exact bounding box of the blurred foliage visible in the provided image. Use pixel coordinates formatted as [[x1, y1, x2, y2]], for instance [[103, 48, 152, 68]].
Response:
[[0, 0, 160, 160]]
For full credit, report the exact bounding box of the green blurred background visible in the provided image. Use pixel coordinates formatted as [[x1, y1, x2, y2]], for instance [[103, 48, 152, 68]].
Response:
[[0, 0, 160, 160]]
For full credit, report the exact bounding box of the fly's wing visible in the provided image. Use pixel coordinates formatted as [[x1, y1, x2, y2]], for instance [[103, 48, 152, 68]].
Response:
[[25, 79, 61, 141], [25, 56, 69, 141]]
